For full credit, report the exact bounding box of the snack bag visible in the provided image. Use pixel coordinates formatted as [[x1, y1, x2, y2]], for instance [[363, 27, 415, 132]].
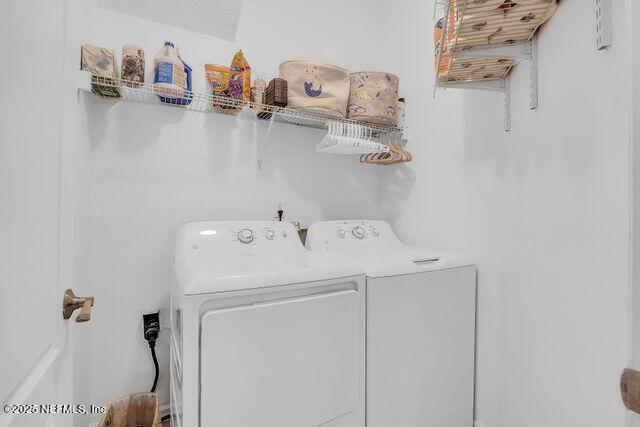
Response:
[[205, 64, 232, 110], [230, 50, 251, 102], [81, 44, 121, 98]]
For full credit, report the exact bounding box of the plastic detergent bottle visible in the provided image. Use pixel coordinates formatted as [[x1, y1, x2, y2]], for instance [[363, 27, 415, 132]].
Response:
[[154, 42, 185, 98]]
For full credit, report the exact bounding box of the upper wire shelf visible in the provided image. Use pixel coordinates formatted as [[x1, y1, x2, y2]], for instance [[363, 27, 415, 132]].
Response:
[[77, 70, 402, 139], [435, 0, 558, 85]]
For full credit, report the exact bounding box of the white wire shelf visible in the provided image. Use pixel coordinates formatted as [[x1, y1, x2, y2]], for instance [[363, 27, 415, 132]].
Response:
[[435, 0, 557, 85], [76, 70, 403, 139]]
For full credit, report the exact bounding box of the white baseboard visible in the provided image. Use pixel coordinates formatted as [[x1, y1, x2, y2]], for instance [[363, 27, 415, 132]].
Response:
[[159, 403, 171, 419]]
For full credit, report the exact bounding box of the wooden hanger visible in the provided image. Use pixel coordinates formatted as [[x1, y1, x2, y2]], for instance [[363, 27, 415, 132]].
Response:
[[360, 144, 412, 165]]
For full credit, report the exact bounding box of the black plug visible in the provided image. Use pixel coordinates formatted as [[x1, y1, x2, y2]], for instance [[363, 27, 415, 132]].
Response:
[[143, 311, 160, 343], [143, 311, 160, 393]]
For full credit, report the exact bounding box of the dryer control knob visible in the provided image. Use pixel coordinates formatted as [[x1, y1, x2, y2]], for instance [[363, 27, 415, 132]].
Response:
[[336, 229, 346, 238], [237, 229, 254, 244], [352, 226, 365, 239], [265, 230, 275, 240]]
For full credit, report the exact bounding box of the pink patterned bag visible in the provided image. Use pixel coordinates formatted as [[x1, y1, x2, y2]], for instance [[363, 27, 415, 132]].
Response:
[[347, 72, 400, 126]]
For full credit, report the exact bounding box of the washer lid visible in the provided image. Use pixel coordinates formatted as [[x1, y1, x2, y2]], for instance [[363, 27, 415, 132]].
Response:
[[326, 245, 474, 278], [305, 220, 474, 277], [173, 221, 363, 295]]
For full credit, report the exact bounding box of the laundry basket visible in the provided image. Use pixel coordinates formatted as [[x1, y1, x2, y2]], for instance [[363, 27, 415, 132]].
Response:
[[99, 393, 160, 427]]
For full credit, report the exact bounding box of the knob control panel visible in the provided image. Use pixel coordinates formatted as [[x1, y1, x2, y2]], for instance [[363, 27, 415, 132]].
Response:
[[331, 222, 382, 241], [232, 225, 289, 245], [179, 221, 304, 262], [305, 220, 398, 252], [352, 226, 365, 239], [237, 228, 254, 244]]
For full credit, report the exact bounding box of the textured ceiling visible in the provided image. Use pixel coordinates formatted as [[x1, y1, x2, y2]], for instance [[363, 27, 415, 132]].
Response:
[[97, 0, 243, 41]]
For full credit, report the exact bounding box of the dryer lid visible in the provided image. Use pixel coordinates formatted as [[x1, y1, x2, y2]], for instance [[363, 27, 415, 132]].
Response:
[[173, 221, 363, 295]]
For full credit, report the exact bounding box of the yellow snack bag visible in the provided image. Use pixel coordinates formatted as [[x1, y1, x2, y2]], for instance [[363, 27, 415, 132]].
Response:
[[205, 64, 232, 110], [230, 50, 251, 102]]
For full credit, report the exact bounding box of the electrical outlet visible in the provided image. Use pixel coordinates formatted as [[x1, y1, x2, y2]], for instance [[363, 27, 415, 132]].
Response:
[[595, 0, 612, 50], [143, 311, 160, 343]]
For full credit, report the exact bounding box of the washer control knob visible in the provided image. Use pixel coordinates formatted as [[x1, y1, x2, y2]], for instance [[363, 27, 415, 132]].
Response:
[[371, 228, 380, 237], [265, 230, 275, 240], [237, 229, 254, 244], [352, 226, 365, 239], [337, 229, 346, 238]]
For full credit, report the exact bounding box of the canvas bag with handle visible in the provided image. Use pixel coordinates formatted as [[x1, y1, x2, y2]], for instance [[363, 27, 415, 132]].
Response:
[[279, 60, 350, 118]]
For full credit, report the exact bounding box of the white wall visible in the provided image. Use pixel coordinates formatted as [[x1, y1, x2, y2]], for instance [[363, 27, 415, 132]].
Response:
[[384, 1, 630, 426], [62, 0, 633, 425], [62, 0, 398, 421]]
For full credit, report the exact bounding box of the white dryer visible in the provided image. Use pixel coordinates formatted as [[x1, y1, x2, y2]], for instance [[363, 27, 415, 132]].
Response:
[[170, 221, 366, 427], [305, 220, 476, 427]]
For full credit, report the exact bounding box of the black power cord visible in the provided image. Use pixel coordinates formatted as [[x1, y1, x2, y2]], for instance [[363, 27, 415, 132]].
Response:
[[149, 340, 159, 393], [143, 311, 172, 423], [143, 312, 160, 393]]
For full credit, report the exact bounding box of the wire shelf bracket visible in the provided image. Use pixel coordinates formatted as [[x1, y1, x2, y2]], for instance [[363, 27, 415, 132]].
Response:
[[435, 35, 538, 131], [257, 114, 277, 170]]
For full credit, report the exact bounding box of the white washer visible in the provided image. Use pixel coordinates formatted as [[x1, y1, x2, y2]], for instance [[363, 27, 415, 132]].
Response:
[[170, 221, 366, 427], [305, 220, 476, 427]]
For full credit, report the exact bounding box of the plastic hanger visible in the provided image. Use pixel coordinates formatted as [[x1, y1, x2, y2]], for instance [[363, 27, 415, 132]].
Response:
[[317, 121, 390, 155]]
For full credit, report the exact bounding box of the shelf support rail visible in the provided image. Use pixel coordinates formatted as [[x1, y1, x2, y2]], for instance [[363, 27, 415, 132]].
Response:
[[503, 75, 511, 132], [528, 35, 539, 110]]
